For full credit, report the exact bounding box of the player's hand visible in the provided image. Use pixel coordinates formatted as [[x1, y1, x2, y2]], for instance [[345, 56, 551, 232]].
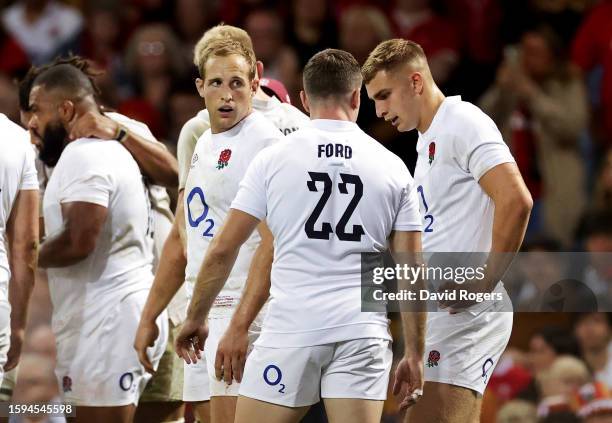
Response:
[[175, 319, 208, 365], [134, 319, 159, 374], [393, 354, 424, 410], [5, 328, 24, 371], [215, 323, 249, 385], [68, 111, 119, 141]]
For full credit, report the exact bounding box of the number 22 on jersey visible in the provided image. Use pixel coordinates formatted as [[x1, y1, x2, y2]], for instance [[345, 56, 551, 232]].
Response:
[[186, 186, 215, 237], [305, 171, 364, 241]]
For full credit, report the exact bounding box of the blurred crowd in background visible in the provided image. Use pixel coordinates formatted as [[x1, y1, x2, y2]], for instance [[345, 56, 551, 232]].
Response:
[[2, 0, 612, 422], [0, 0, 611, 249]]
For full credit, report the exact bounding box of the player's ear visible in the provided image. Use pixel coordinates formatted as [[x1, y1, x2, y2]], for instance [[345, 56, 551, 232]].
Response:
[[195, 78, 205, 99], [300, 90, 310, 114], [251, 75, 259, 97], [350, 88, 360, 111], [412, 72, 424, 96], [58, 99, 75, 124], [256, 61, 264, 80]]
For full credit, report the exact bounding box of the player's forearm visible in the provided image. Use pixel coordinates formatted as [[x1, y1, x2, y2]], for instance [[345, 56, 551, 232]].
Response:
[[39, 231, 90, 268], [7, 191, 38, 330], [485, 192, 532, 288], [187, 240, 240, 324], [175, 195, 187, 252], [8, 250, 36, 331], [141, 223, 187, 322], [121, 133, 179, 188], [230, 240, 273, 332], [400, 311, 426, 358]]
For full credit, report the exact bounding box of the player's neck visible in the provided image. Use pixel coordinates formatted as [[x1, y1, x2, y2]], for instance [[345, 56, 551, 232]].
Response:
[[254, 88, 270, 101], [309, 107, 356, 123], [417, 86, 445, 134]]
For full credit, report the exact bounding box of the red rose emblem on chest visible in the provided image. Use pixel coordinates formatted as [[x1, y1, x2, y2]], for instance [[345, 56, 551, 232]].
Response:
[[217, 149, 232, 169], [428, 142, 436, 165]]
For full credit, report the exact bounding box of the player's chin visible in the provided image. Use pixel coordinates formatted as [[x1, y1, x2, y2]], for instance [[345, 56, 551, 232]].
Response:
[[397, 121, 413, 133], [217, 115, 240, 130]]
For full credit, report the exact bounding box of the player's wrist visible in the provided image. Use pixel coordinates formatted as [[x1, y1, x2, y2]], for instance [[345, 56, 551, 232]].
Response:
[[114, 124, 129, 143], [229, 316, 250, 333]]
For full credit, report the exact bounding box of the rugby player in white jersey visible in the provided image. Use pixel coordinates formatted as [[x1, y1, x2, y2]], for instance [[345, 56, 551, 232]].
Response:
[[363, 39, 533, 422], [176, 49, 427, 423], [134, 24, 307, 423], [18, 58, 185, 423], [171, 35, 281, 423], [28, 64, 168, 423], [0, 114, 38, 383]]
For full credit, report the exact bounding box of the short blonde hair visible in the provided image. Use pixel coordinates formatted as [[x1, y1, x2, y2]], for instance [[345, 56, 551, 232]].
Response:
[[197, 37, 257, 81], [194, 24, 254, 76], [362, 38, 427, 84]]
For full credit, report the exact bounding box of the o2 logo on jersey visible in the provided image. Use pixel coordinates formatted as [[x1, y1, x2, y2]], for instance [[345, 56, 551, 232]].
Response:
[[263, 364, 285, 394], [416, 185, 434, 232], [186, 187, 215, 237], [305, 171, 364, 241]]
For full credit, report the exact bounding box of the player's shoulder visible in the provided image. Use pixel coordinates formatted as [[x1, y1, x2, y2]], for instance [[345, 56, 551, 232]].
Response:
[[61, 138, 124, 166], [277, 103, 310, 123], [0, 114, 31, 159], [181, 109, 210, 136], [445, 96, 499, 134], [244, 111, 284, 141], [443, 96, 503, 150]]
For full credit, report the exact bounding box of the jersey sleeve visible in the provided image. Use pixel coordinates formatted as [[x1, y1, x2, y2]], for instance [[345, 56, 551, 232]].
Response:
[[230, 152, 268, 221], [455, 109, 515, 181], [392, 163, 423, 232], [178, 114, 210, 190], [19, 143, 39, 191], [59, 148, 113, 208]]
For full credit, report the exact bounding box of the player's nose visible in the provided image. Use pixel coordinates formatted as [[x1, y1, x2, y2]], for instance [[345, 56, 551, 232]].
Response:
[[27, 114, 37, 131], [375, 103, 386, 119]]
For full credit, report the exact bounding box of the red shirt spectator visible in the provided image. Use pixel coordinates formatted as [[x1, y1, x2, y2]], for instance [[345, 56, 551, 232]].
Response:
[[571, 0, 612, 146]]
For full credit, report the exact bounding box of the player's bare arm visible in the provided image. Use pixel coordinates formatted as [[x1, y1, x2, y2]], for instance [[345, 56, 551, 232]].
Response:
[[69, 111, 179, 188], [5, 189, 39, 370], [479, 162, 533, 290], [215, 221, 273, 385], [175, 209, 260, 364], [38, 201, 108, 268], [175, 192, 188, 251], [389, 230, 426, 410], [135, 195, 187, 373]]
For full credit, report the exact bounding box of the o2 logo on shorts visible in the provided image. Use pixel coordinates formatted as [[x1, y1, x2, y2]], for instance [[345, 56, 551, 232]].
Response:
[[119, 372, 134, 392], [481, 358, 494, 384], [263, 364, 285, 394]]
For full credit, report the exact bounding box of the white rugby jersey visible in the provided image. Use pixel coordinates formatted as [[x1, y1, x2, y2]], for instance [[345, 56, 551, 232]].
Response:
[[0, 114, 38, 298], [43, 138, 154, 326], [178, 98, 308, 189], [231, 119, 422, 347], [184, 111, 282, 317], [413, 96, 515, 253], [178, 110, 211, 190]]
